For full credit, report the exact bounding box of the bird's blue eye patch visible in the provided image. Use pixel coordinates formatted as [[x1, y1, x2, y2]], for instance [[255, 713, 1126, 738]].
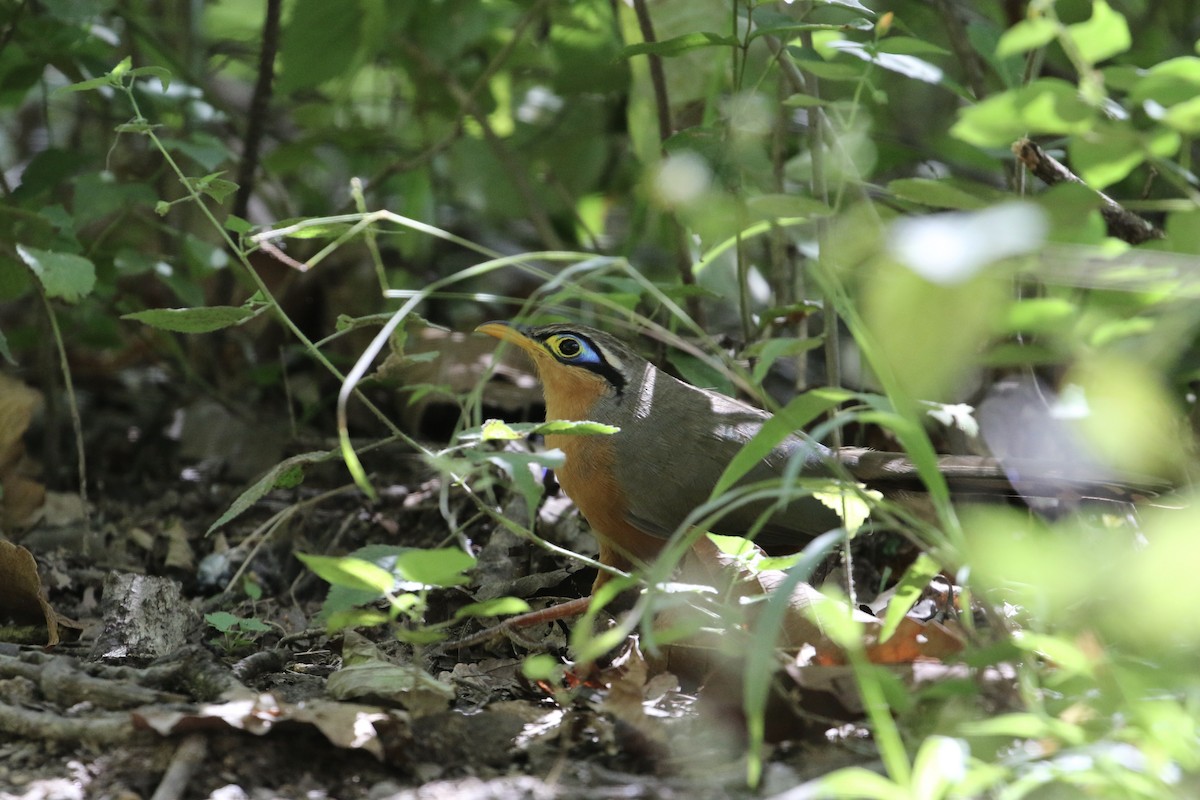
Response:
[[545, 334, 598, 364]]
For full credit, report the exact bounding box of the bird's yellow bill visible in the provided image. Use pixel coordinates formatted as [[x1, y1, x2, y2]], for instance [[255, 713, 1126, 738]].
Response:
[[475, 321, 539, 355]]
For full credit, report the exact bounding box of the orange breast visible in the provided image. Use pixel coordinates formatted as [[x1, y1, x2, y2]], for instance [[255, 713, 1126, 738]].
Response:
[[539, 365, 665, 583]]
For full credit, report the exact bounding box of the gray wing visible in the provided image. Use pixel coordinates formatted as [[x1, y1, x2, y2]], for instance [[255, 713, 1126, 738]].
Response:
[[609, 372, 842, 545]]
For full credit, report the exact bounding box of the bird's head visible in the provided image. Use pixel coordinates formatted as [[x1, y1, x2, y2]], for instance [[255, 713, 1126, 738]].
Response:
[[475, 321, 638, 420]]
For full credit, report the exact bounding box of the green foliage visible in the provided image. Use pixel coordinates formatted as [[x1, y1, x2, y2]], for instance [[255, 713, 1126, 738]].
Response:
[[204, 610, 271, 655], [4, 0, 1200, 793]]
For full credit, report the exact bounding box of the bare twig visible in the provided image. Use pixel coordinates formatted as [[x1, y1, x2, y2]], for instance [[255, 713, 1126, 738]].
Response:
[[232, 0, 282, 221], [150, 734, 209, 800], [1013, 138, 1164, 245]]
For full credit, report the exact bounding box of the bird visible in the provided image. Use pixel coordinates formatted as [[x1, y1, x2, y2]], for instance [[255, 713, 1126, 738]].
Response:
[[475, 321, 859, 590], [475, 321, 1169, 596]]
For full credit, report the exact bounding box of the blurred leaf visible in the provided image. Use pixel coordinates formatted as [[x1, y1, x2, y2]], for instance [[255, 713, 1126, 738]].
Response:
[[454, 596, 531, 620], [888, 177, 1006, 210], [879, 553, 941, 642], [16, 246, 95, 303], [122, 305, 260, 333], [995, 17, 1059, 58], [951, 79, 1095, 147], [667, 351, 734, 397], [207, 451, 334, 534], [278, 0, 361, 92], [393, 548, 475, 587], [619, 32, 736, 59], [297, 553, 397, 594], [1064, 0, 1131, 65]]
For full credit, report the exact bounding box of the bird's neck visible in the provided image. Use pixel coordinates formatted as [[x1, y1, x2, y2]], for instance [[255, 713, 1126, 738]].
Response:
[[540, 367, 616, 423]]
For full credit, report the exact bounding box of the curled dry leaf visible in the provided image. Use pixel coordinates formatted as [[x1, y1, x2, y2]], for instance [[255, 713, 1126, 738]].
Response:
[[0, 373, 45, 531], [0, 538, 60, 645]]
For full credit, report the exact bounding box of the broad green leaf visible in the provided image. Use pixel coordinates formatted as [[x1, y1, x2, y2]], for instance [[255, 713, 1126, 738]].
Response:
[[813, 485, 877, 534], [454, 596, 531, 620], [278, 0, 361, 92], [480, 419, 523, 441], [205, 611, 239, 633], [127, 65, 171, 91], [951, 79, 1095, 147], [1068, 122, 1162, 188], [115, 121, 159, 134], [393, 548, 476, 587], [1129, 56, 1200, 105], [745, 193, 833, 219], [207, 450, 334, 533], [297, 553, 397, 594], [744, 337, 824, 385], [815, 767, 908, 800], [122, 305, 259, 333], [1001, 297, 1078, 335], [1064, 0, 1131, 66], [183, 173, 238, 203], [1163, 95, 1200, 134], [878, 552, 941, 642], [51, 75, 112, 96], [995, 17, 1059, 58], [619, 32, 737, 59], [888, 177, 1006, 210], [16, 246, 95, 303]]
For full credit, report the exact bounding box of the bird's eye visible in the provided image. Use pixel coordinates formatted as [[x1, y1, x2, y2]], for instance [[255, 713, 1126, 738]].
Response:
[[552, 336, 583, 359]]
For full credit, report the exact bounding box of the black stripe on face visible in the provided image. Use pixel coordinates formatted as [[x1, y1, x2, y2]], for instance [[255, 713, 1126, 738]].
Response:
[[534, 330, 626, 396]]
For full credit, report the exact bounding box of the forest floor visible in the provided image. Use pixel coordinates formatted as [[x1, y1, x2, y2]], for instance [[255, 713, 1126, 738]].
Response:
[[0, 362, 910, 800]]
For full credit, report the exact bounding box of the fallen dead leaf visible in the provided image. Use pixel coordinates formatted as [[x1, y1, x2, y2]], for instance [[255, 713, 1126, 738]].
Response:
[[0, 538, 60, 645], [0, 373, 45, 531]]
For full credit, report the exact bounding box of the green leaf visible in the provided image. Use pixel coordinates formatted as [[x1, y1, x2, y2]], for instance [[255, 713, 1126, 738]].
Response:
[[51, 75, 113, 96], [16, 246, 96, 303], [533, 419, 620, 436], [745, 193, 833, 220], [1068, 122, 1147, 189], [127, 65, 172, 91], [618, 32, 737, 59], [951, 79, 1095, 147], [206, 450, 334, 534], [183, 172, 238, 203], [521, 653, 563, 682], [1064, 0, 1131, 65], [115, 121, 160, 134], [393, 548, 476, 587], [278, 0, 361, 92], [744, 337, 824, 385], [995, 17, 1059, 59], [1001, 297, 1078, 335], [205, 611, 239, 633], [0, 329, 13, 365], [297, 553, 397, 594], [110, 56, 132, 82], [712, 388, 850, 498], [122, 306, 259, 333], [480, 419, 523, 441], [454, 596, 531, 620], [815, 767, 908, 800], [878, 553, 941, 642], [888, 177, 1006, 210]]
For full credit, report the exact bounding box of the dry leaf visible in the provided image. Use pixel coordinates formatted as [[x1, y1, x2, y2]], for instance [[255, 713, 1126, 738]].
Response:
[[0, 374, 44, 531], [0, 539, 60, 645]]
